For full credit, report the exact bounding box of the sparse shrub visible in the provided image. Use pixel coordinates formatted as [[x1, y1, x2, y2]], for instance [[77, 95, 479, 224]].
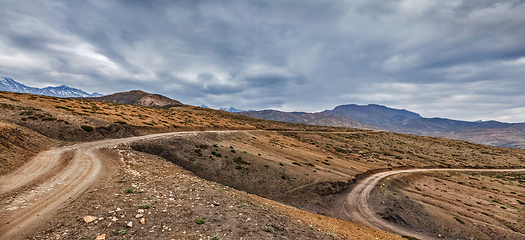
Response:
[[138, 203, 152, 209], [124, 188, 134, 193], [230, 149, 236, 153], [215, 153, 222, 157], [212, 235, 220, 240], [262, 226, 275, 234], [279, 163, 284, 166], [211, 151, 216, 155], [237, 203, 249, 207], [118, 230, 126, 235], [328, 232, 336, 237], [195, 219, 205, 224], [213, 144, 218, 147], [81, 125, 94, 132], [281, 175, 286, 180], [292, 162, 301, 166], [517, 200, 525, 205], [233, 157, 248, 164]]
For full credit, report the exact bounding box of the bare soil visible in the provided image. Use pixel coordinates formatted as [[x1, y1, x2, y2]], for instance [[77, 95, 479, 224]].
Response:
[[22, 143, 401, 240], [369, 171, 525, 239]]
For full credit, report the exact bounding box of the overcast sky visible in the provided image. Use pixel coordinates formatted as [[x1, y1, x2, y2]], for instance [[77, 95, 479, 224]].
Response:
[[1, 0, 525, 122]]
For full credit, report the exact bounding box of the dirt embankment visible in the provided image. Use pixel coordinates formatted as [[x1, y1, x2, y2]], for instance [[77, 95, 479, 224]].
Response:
[[0, 121, 55, 175], [23, 141, 401, 240], [128, 131, 355, 215], [368, 171, 525, 240]]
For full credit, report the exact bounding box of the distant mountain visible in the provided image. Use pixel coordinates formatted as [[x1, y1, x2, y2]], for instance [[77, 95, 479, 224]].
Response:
[[219, 107, 245, 113], [80, 90, 183, 107], [322, 104, 422, 129], [239, 110, 373, 129], [240, 104, 525, 148], [0, 77, 102, 98]]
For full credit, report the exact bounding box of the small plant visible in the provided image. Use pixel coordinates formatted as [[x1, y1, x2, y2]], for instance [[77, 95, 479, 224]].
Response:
[[195, 219, 205, 224], [213, 144, 218, 147], [212, 235, 220, 240], [124, 188, 134, 193], [237, 203, 249, 207], [233, 157, 248, 164], [138, 203, 152, 209], [262, 226, 275, 234], [292, 162, 301, 166], [215, 153, 222, 157], [328, 232, 336, 237], [230, 149, 236, 153], [117, 179, 125, 183], [281, 175, 286, 180], [118, 230, 126, 235], [80, 125, 94, 132], [279, 163, 284, 166], [309, 225, 314, 230]]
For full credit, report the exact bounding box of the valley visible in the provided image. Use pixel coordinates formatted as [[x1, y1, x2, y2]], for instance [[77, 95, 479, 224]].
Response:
[[1, 90, 525, 239]]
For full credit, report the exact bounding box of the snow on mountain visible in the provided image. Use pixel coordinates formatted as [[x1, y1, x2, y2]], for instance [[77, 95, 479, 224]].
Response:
[[219, 107, 245, 113], [0, 78, 102, 98]]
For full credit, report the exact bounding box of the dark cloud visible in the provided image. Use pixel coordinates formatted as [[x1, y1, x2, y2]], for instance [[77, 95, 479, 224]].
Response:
[[1, 0, 525, 122]]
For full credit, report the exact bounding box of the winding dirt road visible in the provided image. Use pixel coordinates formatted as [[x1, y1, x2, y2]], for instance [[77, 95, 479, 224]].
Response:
[[0, 130, 234, 239], [2, 128, 525, 239], [341, 168, 525, 240]]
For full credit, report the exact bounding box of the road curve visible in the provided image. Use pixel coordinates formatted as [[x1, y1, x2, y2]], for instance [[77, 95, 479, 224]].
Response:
[[0, 130, 237, 239], [341, 168, 525, 240]]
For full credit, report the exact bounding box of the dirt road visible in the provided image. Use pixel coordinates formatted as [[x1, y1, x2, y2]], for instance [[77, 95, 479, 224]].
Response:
[[0, 130, 235, 239], [341, 168, 525, 240]]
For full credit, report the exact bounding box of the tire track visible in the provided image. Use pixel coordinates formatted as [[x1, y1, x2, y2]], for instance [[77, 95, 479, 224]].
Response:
[[0, 130, 237, 239]]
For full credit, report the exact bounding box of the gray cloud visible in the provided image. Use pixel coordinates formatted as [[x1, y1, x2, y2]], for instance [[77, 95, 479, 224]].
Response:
[[1, 0, 525, 122]]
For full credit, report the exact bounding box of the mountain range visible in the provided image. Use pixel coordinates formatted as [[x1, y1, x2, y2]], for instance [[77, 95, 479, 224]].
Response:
[[241, 104, 525, 149], [3, 77, 525, 148], [1, 78, 102, 98]]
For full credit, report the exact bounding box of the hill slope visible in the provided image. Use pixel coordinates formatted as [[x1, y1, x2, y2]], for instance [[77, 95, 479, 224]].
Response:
[[80, 90, 183, 107]]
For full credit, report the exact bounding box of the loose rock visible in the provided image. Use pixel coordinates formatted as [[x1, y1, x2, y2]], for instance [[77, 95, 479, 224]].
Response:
[[83, 216, 97, 223]]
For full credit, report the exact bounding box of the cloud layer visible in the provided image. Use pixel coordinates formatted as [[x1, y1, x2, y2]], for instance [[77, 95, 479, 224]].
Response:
[[1, 0, 525, 122]]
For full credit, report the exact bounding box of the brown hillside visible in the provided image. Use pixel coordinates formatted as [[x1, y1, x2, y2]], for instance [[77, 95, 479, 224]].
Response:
[[81, 90, 183, 107]]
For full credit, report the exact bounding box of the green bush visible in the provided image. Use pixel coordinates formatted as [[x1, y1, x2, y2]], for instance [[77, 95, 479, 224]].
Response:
[[118, 230, 126, 235], [195, 219, 205, 224], [80, 125, 94, 132], [124, 188, 134, 193], [138, 203, 152, 209], [262, 226, 275, 234]]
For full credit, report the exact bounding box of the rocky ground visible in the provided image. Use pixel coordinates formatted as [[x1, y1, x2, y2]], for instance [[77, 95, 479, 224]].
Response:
[[27, 144, 401, 240]]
